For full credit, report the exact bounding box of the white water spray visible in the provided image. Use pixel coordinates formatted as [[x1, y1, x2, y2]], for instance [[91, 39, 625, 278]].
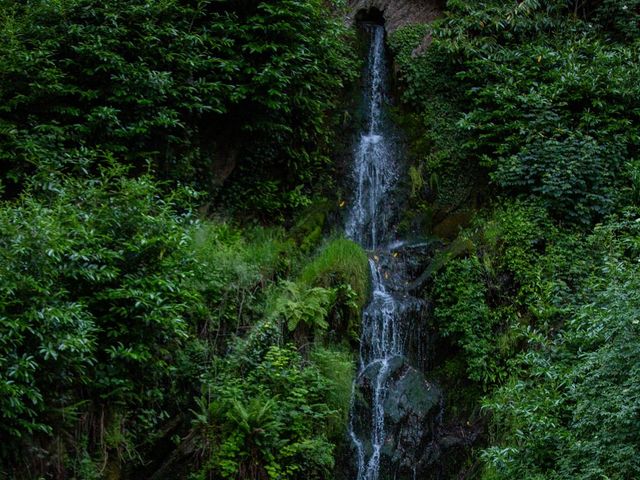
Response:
[[346, 24, 406, 480], [345, 26, 398, 250]]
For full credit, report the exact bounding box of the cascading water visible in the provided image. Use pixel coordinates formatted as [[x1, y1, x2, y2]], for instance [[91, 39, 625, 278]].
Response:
[[345, 25, 397, 249], [346, 24, 443, 480]]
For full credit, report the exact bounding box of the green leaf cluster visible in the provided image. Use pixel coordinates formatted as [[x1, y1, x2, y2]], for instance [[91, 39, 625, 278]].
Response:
[[480, 211, 640, 479], [193, 344, 353, 480], [0, 164, 200, 470], [391, 0, 640, 225], [0, 162, 353, 477], [0, 0, 358, 215], [386, 1, 640, 478], [429, 199, 640, 478]]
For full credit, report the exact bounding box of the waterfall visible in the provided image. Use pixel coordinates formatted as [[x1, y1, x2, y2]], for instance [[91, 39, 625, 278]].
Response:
[[345, 25, 397, 250], [345, 24, 442, 480]]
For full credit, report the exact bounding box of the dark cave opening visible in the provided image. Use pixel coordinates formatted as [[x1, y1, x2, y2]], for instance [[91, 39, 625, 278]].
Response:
[[355, 7, 385, 26]]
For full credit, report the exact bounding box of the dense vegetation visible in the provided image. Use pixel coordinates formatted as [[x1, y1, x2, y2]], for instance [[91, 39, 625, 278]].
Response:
[[390, 0, 640, 478], [0, 0, 357, 216], [2, 0, 639, 478], [0, 0, 365, 478]]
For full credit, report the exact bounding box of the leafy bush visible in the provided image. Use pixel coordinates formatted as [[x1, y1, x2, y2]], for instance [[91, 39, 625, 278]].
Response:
[[393, 0, 640, 226], [310, 347, 355, 439], [0, 164, 200, 473], [388, 23, 470, 200], [193, 345, 342, 480], [0, 162, 309, 477], [430, 200, 640, 479], [432, 201, 553, 386], [0, 0, 357, 214], [433, 256, 497, 385], [494, 134, 622, 225], [189, 221, 291, 352], [395, 1, 640, 478], [482, 213, 640, 479], [594, 0, 640, 40], [272, 282, 335, 333]]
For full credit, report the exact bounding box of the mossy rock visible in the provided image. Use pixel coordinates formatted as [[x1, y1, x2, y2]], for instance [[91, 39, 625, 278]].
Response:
[[350, 356, 443, 478]]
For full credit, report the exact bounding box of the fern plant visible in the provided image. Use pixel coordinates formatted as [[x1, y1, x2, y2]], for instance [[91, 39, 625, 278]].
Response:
[[271, 281, 335, 333]]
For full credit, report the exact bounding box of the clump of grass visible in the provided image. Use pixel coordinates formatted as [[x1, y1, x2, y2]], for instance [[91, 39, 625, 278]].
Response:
[[299, 237, 369, 309], [299, 237, 369, 342], [310, 346, 356, 439]]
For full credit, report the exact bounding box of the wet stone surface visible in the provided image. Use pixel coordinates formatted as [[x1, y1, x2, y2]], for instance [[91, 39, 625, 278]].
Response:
[[352, 356, 443, 479]]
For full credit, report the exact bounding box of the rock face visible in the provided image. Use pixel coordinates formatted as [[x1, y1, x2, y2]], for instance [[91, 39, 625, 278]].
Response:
[[351, 356, 443, 479], [347, 0, 443, 33]]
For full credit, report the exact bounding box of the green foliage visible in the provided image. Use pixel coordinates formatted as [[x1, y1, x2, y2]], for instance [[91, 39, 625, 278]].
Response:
[[194, 345, 341, 480], [0, 0, 357, 215], [310, 347, 355, 439], [431, 201, 640, 478], [395, 1, 640, 478], [189, 221, 290, 351], [453, 28, 639, 223], [216, 0, 359, 216], [433, 256, 494, 384], [271, 281, 335, 333], [0, 1, 358, 478], [288, 199, 332, 254], [433, 201, 554, 386], [481, 214, 640, 479], [393, 0, 640, 226], [299, 237, 369, 309], [299, 237, 369, 341], [387, 24, 431, 72], [594, 0, 640, 40], [0, 162, 321, 477], [184, 236, 362, 480], [495, 134, 622, 224], [0, 163, 199, 470], [389, 23, 469, 192]]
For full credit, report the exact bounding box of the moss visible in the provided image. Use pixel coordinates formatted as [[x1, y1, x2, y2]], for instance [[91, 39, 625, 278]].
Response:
[[300, 238, 369, 304], [289, 199, 334, 254], [299, 237, 370, 341]]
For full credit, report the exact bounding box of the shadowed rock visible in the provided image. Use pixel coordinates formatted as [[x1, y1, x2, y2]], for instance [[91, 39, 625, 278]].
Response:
[[347, 0, 443, 33], [351, 356, 443, 479]]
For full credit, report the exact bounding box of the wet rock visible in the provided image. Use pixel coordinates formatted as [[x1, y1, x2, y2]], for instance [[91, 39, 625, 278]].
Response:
[[352, 356, 443, 479]]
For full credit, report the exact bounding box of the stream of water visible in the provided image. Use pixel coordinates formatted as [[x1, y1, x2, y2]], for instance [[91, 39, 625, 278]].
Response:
[[346, 24, 434, 480], [345, 25, 397, 249]]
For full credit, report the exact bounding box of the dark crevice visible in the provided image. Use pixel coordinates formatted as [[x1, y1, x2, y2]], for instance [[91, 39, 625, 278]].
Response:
[[355, 7, 385, 26]]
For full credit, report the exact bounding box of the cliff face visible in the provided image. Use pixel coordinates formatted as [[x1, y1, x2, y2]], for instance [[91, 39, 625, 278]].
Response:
[[347, 0, 442, 32]]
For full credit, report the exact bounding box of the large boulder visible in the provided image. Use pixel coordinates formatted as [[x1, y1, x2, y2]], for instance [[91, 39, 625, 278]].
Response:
[[351, 356, 443, 479]]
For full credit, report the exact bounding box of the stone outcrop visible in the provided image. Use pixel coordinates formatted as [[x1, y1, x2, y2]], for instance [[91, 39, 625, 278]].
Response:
[[350, 356, 444, 479], [347, 0, 443, 33]]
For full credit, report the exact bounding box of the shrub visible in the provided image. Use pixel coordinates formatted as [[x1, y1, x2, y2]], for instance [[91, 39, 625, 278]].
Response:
[[193, 345, 339, 480], [0, 0, 358, 215], [299, 238, 369, 341], [0, 164, 200, 473], [482, 220, 640, 479]]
